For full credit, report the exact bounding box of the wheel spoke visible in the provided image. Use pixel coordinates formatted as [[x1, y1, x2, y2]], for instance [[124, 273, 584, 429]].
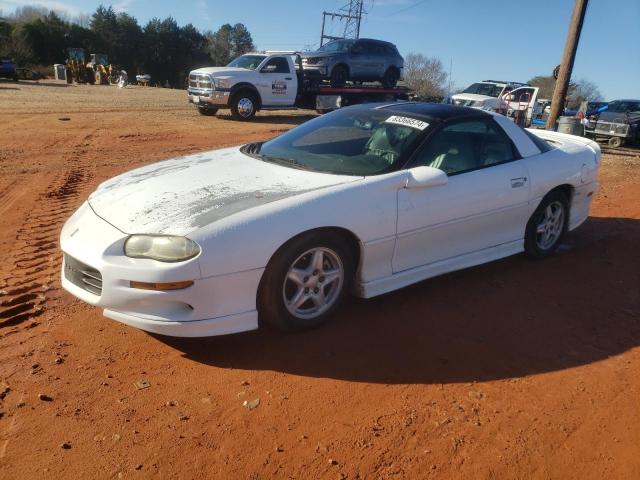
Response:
[[288, 287, 307, 309], [311, 249, 324, 271], [287, 268, 306, 286], [311, 289, 326, 308], [322, 269, 340, 286], [536, 222, 547, 234]]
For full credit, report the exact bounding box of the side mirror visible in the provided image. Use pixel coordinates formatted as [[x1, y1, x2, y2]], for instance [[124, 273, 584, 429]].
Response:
[[405, 166, 448, 189]]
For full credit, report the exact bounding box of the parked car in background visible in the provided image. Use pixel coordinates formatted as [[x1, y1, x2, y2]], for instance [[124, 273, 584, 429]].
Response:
[[0, 58, 18, 81], [60, 103, 600, 337], [300, 38, 404, 87], [449, 80, 541, 127], [584, 99, 640, 148]]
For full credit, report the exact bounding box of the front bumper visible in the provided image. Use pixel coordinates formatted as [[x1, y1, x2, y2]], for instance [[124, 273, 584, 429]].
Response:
[[60, 202, 260, 337], [301, 65, 329, 78], [187, 89, 230, 108]]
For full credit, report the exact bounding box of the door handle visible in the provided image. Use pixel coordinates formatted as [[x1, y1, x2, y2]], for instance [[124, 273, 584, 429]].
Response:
[[285, 77, 292, 80], [510, 177, 527, 188]]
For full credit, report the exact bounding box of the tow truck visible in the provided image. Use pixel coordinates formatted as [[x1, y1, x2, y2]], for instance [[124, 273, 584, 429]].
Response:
[[187, 51, 410, 120]]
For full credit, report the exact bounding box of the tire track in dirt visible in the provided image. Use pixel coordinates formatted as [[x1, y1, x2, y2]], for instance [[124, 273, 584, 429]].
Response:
[[0, 132, 97, 332]]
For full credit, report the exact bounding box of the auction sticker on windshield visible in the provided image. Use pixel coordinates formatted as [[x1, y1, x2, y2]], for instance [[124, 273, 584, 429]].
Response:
[[384, 115, 429, 130]]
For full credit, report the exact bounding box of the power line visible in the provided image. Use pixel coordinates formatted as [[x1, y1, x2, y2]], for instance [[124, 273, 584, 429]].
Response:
[[387, 0, 429, 17]]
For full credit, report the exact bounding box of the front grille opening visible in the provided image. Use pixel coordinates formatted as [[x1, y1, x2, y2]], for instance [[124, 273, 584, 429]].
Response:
[[64, 254, 103, 296], [188, 74, 212, 89]]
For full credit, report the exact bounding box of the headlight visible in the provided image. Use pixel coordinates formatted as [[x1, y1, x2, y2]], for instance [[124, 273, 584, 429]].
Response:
[[214, 78, 231, 89], [124, 235, 201, 262]]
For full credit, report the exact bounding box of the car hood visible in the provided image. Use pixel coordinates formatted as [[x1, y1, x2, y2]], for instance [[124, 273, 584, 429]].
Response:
[[191, 67, 252, 76], [88, 147, 361, 236], [451, 93, 494, 103], [301, 52, 343, 59]]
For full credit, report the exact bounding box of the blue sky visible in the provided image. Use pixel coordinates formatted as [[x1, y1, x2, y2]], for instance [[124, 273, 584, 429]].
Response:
[[1, 0, 638, 99]]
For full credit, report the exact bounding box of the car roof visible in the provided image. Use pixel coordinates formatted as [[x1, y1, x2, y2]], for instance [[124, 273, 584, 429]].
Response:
[[370, 102, 491, 122], [358, 38, 395, 45]]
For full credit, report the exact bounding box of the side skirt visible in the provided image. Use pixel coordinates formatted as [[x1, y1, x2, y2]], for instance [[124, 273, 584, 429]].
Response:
[[356, 240, 523, 299]]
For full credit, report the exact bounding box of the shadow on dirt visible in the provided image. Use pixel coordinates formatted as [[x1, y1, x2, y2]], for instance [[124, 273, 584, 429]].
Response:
[[8, 80, 70, 88], [158, 216, 640, 384], [215, 113, 318, 125]]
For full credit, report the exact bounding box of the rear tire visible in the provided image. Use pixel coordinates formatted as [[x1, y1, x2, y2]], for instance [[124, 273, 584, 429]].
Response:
[[258, 232, 354, 331], [381, 68, 399, 88], [197, 106, 218, 116], [330, 65, 348, 87], [524, 191, 569, 259], [230, 91, 257, 121]]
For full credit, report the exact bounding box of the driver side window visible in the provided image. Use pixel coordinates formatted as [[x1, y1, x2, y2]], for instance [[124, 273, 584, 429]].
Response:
[[261, 57, 290, 74], [412, 119, 516, 175]]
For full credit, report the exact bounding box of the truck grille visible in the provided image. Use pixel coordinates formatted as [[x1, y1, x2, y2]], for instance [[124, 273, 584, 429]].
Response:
[[303, 58, 319, 65], [188, 74, 213, 89], [64, 254, 102, 296]]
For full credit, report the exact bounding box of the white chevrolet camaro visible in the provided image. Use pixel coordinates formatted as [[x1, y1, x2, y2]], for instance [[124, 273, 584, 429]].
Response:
[[61, 103, 601, 337]]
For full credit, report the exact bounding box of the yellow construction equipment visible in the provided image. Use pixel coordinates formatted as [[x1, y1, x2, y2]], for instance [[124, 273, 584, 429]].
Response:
[[64, 49, 118, 85], [88, 53, 118, 85]]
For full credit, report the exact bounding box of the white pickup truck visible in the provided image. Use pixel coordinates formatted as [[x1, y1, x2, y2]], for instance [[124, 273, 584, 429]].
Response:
[[187, 52, 410, 120], [450, 80, 542, 127]]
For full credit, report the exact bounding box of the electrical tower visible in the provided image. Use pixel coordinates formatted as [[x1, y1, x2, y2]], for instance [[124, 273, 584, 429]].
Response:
[[320, 1, 368, 47]]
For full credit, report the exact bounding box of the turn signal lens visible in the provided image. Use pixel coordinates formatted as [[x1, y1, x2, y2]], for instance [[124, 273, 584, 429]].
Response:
[[130, 280, 194, 291]]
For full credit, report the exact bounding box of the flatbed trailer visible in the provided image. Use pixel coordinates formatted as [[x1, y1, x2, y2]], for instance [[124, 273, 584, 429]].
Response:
[[296, 84, 411, 113]]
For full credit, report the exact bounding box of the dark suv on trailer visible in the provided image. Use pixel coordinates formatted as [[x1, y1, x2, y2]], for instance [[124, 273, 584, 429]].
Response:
[[301, 38, 404, 88]]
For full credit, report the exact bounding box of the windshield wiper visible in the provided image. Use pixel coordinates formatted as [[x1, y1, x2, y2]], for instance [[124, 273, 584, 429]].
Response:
[[261, 155, 312, 171]]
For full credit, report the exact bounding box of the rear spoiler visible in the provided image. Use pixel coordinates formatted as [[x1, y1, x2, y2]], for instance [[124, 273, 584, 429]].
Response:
[[528, 129, 601, 161]]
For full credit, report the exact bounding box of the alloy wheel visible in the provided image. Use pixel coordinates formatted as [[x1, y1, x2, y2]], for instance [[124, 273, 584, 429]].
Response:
[[282, 247, 344, 320]]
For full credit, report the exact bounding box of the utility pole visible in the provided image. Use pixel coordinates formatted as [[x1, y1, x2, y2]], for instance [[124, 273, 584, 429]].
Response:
[[320, 1, 367, 47], [546, 0, 589, 129]]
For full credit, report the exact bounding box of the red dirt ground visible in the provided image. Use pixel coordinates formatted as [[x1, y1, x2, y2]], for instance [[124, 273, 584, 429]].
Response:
[[1, 81, 639, 479]]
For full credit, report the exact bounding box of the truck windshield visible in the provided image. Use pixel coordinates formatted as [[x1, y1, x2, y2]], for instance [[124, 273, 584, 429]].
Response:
[[462, 83, 504, 97], [227, 55, 267, 70], [317, 40, 356, 53], [246, 108, 428, 176]]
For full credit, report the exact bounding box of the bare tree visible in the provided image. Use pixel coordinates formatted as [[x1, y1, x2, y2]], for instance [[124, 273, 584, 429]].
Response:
[[528, 75, 603, 108], [568, 78, 603, 108], [403, 53, 448, 101]]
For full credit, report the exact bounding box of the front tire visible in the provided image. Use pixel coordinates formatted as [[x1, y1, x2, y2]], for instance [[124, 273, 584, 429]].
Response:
[[230, 91, 257, 121], [524, 191, 569, 258], [197, 106, 218, 116], [258, 232, 354, 331], [381, 68, 399, 88], [330, 65, 349, 87], [608, 136, 623, 148]]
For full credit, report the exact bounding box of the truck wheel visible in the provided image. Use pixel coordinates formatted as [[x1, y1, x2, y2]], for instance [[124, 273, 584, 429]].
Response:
[[608, 136, 623, 148], [197, 106, 218, 116], [230, 92, 257, 121], [330, 65, 348, 87], [381, 68, 399, 88]]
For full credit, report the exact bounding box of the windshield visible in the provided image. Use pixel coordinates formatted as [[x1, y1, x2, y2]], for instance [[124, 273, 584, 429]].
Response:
[[607, 101, 640, 113], [462, 82, 504, 97], [227, 55, 266, 70], [317, 39, 356, 53], [248, 108, 429, 176]]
